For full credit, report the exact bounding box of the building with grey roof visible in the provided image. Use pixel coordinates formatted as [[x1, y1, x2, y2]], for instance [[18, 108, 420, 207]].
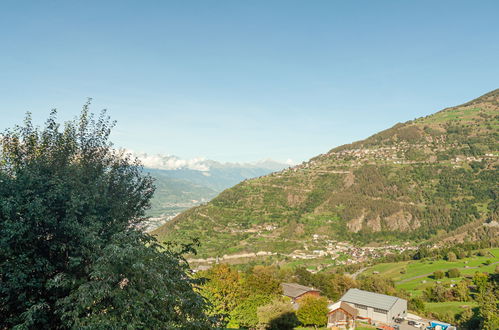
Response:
[[339, 288, 407, 324]]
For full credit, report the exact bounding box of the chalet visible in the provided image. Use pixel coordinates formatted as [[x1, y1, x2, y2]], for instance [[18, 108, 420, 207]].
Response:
[[338, 288, 407, 324], [281, 283, 320, 307], [327, 301, 358, 329]]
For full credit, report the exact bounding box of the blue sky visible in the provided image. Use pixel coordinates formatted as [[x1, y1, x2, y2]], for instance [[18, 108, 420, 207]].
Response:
[[1, 1, 498, 163]]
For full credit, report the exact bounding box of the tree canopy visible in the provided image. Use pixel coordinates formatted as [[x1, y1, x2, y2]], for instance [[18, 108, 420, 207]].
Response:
[[0, 105, 214, 329]]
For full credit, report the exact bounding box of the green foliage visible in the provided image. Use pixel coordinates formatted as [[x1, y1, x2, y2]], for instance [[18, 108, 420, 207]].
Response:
[[296, 295, 328, 327], [197, 264, 243, 324], [447, 268, 461, 278], [243, 265, 282, 296], [476, 282, 499, 330], [294, 267, 357, 301], [358, 275, 397, 296], [423, 283, 449, 302], [257, 297, 299, 330], [58, 232, 211, 329], [447, 252, 457, 262], [408, 297, 425, 313], [0, 107, 213, 329], [473, 272, 489, 293], [452, 280, 470, 302], [229, 294, 274, 329], [433, 270, 445, 280]]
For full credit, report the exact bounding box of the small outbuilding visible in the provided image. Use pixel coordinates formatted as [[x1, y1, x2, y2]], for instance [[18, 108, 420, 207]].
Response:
[[281, 283, 320, 306], [327, 301, 358, 329]]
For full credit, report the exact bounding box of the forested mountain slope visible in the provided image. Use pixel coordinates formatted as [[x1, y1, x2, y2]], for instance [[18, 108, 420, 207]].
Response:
[[152, 90, 499, 258], [144, 161, 289, 229]]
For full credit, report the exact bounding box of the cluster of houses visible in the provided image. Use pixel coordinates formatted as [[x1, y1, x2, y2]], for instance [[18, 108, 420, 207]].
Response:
[[281, 283, 455, 330], [277, 141, 499, 176], [188, 241, 417, 267], [288, 240, 417, 265]]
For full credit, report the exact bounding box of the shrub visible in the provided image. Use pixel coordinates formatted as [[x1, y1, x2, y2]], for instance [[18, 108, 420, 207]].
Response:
[[409, 297, 426, 313], [447, 268, 461, 278], [257, 297, 299, 330], [434, 270, 445, 280], [447, 252, 457, 262]]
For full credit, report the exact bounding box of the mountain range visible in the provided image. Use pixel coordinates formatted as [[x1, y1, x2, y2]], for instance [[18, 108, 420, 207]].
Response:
[[152, 90, 499, 259], [140, 156, 291, 229]]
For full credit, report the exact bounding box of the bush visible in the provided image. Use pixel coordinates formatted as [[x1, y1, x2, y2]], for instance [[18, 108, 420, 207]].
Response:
[[409, 297, 426, 313], [447, 252, 457, 262], [434, 270, 445, 280], [257, 297, 299, 330], [447, 268, 461, 278]]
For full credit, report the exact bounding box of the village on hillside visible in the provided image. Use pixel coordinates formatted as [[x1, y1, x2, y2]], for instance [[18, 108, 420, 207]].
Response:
[[188, 239, 418, 268]]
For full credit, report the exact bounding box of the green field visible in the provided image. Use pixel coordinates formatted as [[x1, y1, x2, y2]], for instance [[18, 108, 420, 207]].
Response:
[[364, 248, 498, 282], [425, 301, 478, 315], [360, 248, 498, 316]]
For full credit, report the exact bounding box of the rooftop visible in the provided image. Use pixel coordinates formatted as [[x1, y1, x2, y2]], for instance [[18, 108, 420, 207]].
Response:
[[281, 282, 319, 299], [340, 288, 406, 311], [328, 301, 358, 317]]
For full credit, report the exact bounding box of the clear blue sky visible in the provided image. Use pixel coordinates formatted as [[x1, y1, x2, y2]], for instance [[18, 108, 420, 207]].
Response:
[[1, 1, 498, 163]]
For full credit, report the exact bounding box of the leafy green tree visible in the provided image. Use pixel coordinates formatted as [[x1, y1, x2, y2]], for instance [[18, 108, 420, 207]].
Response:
[[58, 232, 212, 329], [257, 297, 299, 330], [197, 264, 242, 324], [446, 251, 457, 262], [296, 295, 328, 328], [423, 283, 448, 302], [447, 268, 461, 278], [0, 107, 213, 329], [452, 279, 470, 301], [408, 297, 425, 313], [457, 307, 479, 329], [229, 294, 274, 329], [243, 265, 282, 296], [473, 272, 489, 293], [359, 275, 396, 295], [476, 284, 499, 330], [433, 270, 445, 280]]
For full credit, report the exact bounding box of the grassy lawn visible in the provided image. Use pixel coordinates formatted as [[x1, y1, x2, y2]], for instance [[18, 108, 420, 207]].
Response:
[[353, 248, 498, 321], [363, 248, 498, 280], [425, 301, 478, 315]]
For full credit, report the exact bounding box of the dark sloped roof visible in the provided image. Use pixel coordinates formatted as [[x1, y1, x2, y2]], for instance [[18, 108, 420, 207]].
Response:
[[340, 288, 406, 311], [281, 283, 319, 298]]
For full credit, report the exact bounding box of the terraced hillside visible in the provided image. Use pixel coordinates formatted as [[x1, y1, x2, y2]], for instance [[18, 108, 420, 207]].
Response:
[[152, 90, 499, 258]]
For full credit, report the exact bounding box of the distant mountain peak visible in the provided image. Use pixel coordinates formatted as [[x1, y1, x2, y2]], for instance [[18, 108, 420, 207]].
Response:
[[129, 151, 292, 172]]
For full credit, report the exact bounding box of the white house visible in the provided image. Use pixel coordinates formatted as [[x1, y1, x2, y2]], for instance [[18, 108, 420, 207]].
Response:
[[338, 288, 407, 324]]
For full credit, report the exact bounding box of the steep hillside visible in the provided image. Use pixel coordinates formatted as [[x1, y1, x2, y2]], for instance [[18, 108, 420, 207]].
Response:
[[144, 161, 289, 229], [152, 90, 499, 258]]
